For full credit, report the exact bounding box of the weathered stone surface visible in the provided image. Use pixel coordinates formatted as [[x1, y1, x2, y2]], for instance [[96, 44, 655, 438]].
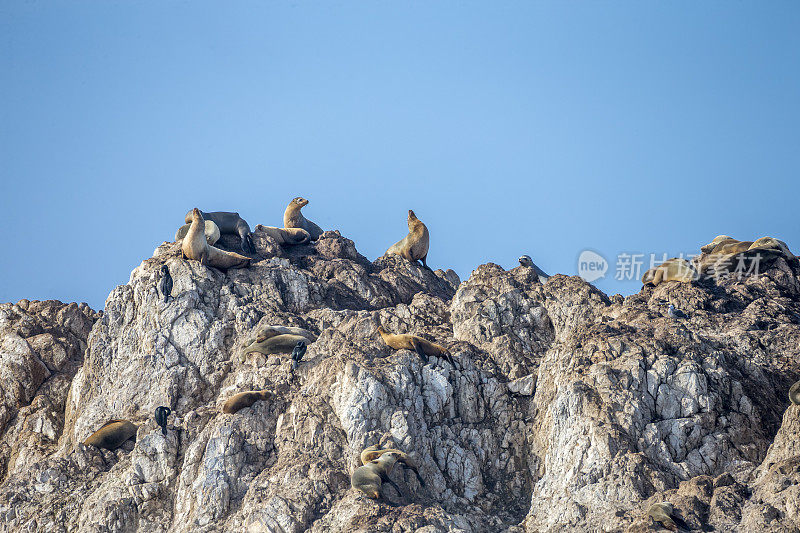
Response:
[[0, 231, 799, 532]]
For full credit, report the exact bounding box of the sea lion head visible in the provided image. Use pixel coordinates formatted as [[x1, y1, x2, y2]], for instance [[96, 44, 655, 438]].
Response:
[[519, 255, 533, 267], [292, 197, 309, 208], [407, 210, 417, 221], [191, 208, 203, 221]]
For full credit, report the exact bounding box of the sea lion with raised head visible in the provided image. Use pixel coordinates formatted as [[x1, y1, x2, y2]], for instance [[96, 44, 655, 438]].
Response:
[[253, 224, 311, 245], [283, 197, 324, 241], [175, 220, 221, 245], [83, 420, 138, 450], [360, 445, 425, 486], [242, 333, 313, 357], [377, 325, 455, 367], [182, 208, 251, 270], [185, 209, 255, 254], [222, 390, 271, 414], [351, 451, 404, 504], [385, 210, 430, 269]]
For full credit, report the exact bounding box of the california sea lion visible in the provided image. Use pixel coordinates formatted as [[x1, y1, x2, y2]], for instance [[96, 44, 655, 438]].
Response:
[[351, 451, 404, 504], [222, 390, 271, 414], [377, 326, 455, 367], [158, 265, 173, 303], [641, 258, 696, 286], [175, 220, 221, 245], [242, 333, 313, 357], [360, 445, 425, 486], [240, 325, 317, 349], [283, 197, 323, 241], [253, 224, 311, 245], [83, 420, 138, 450], [182, 208, 251, 270], [185, 209, 255, 254], [385, 210, 430, 269], [789, 381, 800, 406], [749, 237, 794, 258], [154, 406, 171, 436], [700, 235, 736, 254]]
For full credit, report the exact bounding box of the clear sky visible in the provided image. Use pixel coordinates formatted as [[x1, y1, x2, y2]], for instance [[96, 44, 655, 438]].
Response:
[[2, 2, 799, 310]]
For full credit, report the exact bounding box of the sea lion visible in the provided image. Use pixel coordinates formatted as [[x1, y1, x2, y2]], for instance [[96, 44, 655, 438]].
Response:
[[175, 220, 221, 245], [360, 445, 425, 486], [185, 210, 255, 254], [222, 390, 271, 414], [241, 325, 317, 348], [377, 326, 455, 367], [283, 197, 324, 241], [154, 406, 171, 436], [518, 255, 550, 283], [385, 210, 430, 269], [182, 208, 251, 270], [351, 451, 404, 504], [789, 381, 800, 406], [291, 340, 306, 370], [641, 258, 696, 286], [749, 237, 794, 258], [700, 235, 736, 254], [242, 334, 313, 357], [253, 224, 311, 245], [83, 420, 138, 450], [157, 265, 173, 303]]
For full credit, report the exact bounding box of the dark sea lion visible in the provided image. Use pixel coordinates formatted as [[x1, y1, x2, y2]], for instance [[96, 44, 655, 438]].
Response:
[[185, 209, 255, 254]]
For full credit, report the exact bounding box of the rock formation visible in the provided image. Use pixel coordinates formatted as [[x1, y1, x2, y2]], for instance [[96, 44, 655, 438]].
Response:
[[0, 230, 799, 532]]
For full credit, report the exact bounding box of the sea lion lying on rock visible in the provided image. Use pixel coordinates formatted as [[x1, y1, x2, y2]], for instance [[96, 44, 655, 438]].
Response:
[[253, 224, 311, 245], [83, 420, 138, 450], [641, 258, 697, 287]]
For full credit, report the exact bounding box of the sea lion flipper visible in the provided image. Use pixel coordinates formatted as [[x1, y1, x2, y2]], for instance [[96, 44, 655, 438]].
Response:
[[381, 475, 404, 499], [411, 339, 429, 363], [242, 234, 255, 255]]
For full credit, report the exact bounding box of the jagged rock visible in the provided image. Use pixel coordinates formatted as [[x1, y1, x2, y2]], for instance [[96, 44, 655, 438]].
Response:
[[1, 231, 799, 532]]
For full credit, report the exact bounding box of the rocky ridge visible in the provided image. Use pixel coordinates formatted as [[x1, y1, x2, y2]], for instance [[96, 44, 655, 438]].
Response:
[[0, 228, 799, 532]]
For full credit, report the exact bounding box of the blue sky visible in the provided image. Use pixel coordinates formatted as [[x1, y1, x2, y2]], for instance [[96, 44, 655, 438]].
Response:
[[2, 2, 799, 310]]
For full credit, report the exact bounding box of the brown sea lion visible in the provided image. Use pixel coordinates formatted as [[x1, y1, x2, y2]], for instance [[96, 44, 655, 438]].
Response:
[[83, 420, 138, 450], [242, 333, 313, 357], [385, 210, 430, 269], [185, 209, 255, 254], [700, 235, 736, 254], [175, 220, 221, 245], [360, 445, 425, 486], [351, 451, 404, 504], [222, 390, 271, 414], [377, 326, 455, 367], [182, 208, 251, 270], [641, 258, 696, 286], [283, 197, 323, 241], [253, 224, 311, 245]]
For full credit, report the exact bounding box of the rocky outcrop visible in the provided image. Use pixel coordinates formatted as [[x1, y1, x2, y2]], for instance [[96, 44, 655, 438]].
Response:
[[0, 230, 799, 532]]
